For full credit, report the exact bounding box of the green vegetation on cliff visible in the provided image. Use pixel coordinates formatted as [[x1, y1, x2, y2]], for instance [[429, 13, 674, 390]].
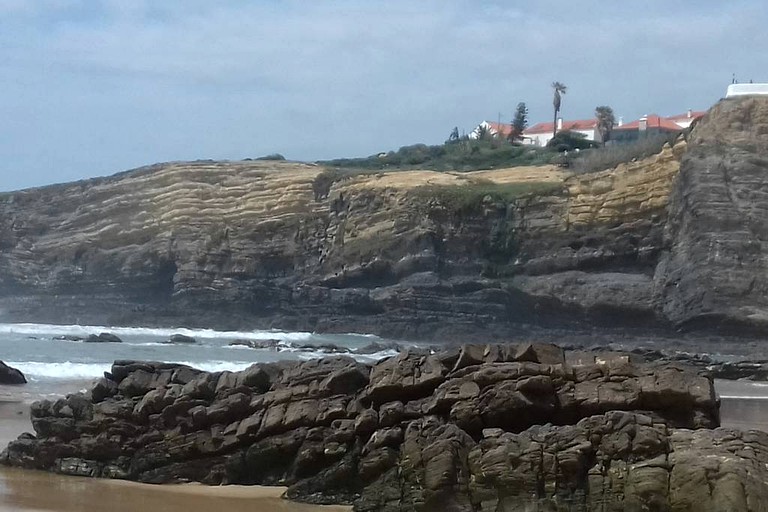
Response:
[[410, 180, 563, 214], [319, 139, 554, 172]]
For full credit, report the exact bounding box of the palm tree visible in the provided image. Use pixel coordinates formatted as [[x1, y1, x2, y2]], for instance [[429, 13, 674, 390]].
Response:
[[595, 106, 616, 146], [552, 82, 567, 139]]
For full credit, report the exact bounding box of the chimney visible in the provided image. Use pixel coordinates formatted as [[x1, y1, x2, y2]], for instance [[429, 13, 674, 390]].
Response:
[[557, 117, 563, 130], [618, 116, 624, 127], [687, 108, 693, 118], [639, 115, 648, 132]]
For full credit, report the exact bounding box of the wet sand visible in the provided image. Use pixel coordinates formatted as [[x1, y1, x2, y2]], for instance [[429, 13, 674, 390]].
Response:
[[0, 400, 349, 512]]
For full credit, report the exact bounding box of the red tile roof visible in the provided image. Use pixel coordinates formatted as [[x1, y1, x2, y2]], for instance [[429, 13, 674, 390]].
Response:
[[665, 110, 707, 121], [524, 119, 598, 135], [614, 114, 683, 132], [485, 122, 515, 136]]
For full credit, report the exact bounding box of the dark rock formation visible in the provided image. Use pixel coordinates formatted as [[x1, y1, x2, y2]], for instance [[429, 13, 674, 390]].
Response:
[[228, 339, 403, 358], [53, 335, 84, 342], [5, 344, 763, 511], [0, 361, 26, 385], [167, 334, 196, 344], [84, 333, 122, 343]]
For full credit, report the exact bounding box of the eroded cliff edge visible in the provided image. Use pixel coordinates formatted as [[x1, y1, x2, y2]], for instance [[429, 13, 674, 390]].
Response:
[[1, 97, 767, 338]]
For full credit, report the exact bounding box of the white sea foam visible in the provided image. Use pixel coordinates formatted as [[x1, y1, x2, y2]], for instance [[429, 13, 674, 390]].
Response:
[[6, 360, 255, 380], [350, 349, 400, 362], [293, 349, 400, 362], [6, 362, 110, 380], [0, 322, 316, 341]]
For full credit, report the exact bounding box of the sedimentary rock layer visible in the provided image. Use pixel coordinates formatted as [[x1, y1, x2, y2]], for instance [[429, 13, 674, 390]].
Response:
[[0, 144, 681, 337]]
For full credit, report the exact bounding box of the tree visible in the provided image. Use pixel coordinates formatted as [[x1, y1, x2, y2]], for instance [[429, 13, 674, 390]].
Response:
[[475, 124, 490, 141], [552, 81, 567, 138], [595, 106, 616, 146], [546, 130, 597, 152], [510, 102, 528, 142], [446, 126, 460, 144]]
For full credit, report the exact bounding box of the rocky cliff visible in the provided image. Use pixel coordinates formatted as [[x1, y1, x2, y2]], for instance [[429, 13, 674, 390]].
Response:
[[8, 344, 765, 511], [2, 97, 768, 338]]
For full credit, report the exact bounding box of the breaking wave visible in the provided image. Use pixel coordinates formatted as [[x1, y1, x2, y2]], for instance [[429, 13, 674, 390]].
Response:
[[0, 322, 316, 342], [6, 360, 255, 380]]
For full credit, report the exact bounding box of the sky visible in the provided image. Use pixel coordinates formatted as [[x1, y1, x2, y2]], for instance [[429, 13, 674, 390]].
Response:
[[1, 0, 766, 191]]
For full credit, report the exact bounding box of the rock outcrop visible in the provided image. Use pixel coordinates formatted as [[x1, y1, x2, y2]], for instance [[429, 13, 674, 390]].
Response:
[[0, 361, 26, 385], [656, 96, 768, 332], [6, 344, 765, 511], [84, 332, 122, 343]]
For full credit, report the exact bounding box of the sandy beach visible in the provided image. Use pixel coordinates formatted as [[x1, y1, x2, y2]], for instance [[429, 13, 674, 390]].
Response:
[[0, 400, 349, 512]]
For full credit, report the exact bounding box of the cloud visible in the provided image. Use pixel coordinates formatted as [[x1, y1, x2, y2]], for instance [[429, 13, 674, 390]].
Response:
[[0, 1, 766, 191]]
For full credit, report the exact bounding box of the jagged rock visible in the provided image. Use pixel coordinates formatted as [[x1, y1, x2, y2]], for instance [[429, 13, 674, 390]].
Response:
[[229, 339, 281, 350], [355, 342, 402, 355], [53, 335, 83, 342], [3, 344, 759, 511], [0, 361, 26, 384], [167, 334, 196, 344], [84, 332, 122, 343]]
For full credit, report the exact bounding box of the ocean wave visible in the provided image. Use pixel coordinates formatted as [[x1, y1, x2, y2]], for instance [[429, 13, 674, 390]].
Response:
[[0, 322, 316, 342], [5, 360, 256, 380], [719, 395, 768, 400], [6, 362, 111, 380], [294, 349, 399, 362]]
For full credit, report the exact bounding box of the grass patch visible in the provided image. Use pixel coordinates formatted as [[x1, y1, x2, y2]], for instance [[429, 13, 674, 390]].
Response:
[[409, 180, 564, 214]]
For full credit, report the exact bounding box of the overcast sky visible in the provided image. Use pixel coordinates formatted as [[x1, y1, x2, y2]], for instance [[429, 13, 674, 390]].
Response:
[[1, 0, 766, 191]]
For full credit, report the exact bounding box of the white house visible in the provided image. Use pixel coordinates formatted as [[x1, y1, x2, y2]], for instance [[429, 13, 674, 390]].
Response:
[[522, 118, 601, 147], [665, 109, 707, 129], [726, 83, 768, 98], [470, 121, 515, 139], [522, 109, 705, 147]]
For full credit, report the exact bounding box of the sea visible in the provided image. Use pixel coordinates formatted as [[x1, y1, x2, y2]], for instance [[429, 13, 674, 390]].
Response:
[[0, 322, 401, 401]]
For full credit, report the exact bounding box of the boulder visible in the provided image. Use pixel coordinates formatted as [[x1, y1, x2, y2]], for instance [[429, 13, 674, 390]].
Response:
[[0, 362, 26, 385], [84, 332, 122, 343], [168, 334, 196, 344], [53, 335, 83, 342]]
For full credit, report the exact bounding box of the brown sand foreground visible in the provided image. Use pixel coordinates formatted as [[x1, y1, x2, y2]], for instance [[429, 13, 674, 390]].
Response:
[[0, 401, 350, 512]]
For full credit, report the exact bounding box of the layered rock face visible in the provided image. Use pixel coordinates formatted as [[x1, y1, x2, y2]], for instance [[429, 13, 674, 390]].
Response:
[[656, 97, 768, 331], [0, 147, 680, 338], [5, 345, 768, 511], [3, 97, 768, 336]]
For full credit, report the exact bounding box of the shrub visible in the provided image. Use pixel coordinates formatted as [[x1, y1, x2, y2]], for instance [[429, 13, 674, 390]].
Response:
[[570, 133, 678, 174], [255, 153, 286, 161], [546, 131, 598, 152], [318, 139, 555, 172]]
